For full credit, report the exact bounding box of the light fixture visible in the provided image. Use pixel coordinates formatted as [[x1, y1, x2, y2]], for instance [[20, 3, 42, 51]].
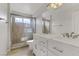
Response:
[[47, 3, 63, 9]]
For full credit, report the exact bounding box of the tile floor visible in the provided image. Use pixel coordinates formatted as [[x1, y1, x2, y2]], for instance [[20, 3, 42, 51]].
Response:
[[7, 46, 34, 56]]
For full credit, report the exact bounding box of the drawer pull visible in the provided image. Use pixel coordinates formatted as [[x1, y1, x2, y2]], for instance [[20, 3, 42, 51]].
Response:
[[53, 47, 63, 53]]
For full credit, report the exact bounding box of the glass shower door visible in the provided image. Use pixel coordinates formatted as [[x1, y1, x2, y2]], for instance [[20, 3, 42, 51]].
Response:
[[12, 16, 33, 44], [21, 18, 33, 41]]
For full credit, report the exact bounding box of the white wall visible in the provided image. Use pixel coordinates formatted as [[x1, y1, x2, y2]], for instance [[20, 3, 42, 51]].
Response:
[[36, 17, 43, 33], [0, 3, 10, 55], [10, 3, 45, 15], [51, 8, 79, 34], [51, 11, 72, 34], [36, 10, 73, 34], [34, 4, 79, 35], [72, 11, 79, 34]]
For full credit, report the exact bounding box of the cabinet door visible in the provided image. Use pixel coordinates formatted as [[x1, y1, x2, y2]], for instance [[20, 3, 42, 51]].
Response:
[[48, 40, 63, 55], [48, 39, 79, 56], [48, 51, 57, 56], [0, 22, 8, 55], [33, 36, 41, 56], [33, 39, 37, 55], [38, 46, 48, 56], [33, 36, 40, 55], [38, 37, 48, 48]]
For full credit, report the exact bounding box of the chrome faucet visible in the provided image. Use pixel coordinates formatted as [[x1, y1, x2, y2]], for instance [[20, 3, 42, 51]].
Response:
[[70, 32, 75, 37], [61, 32, 79, 39], [72, 34, 79, 39]]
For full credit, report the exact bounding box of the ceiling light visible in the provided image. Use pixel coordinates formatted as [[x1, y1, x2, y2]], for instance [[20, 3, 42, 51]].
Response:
[[58, 3, 63, 6], [53, 5, 57, 8], [47, 3, 63, 9]]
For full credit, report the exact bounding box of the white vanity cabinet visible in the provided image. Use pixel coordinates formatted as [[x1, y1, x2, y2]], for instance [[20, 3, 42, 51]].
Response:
[[33, 34, 79, 56], [38, 46, 48, 56], [33, 36, 40, 55], [38, 37, 48, 48], [48, 40, 63, 56], [48, 39, 79, 56], [33, 35, 48, 56], [33, 38, 38, 55], [47, 50, 57, 56]]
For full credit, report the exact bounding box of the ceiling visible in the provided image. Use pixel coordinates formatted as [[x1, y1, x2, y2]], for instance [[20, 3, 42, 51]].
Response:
[[10, 3, 47, 16], [10, 3, 79, 17], [42, 3, 79, 19]]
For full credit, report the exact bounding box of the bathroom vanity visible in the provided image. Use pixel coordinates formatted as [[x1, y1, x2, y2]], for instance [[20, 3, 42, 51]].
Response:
[[33, 34, 79, 56]]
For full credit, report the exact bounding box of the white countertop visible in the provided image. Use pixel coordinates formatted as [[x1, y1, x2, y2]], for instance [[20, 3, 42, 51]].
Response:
[[33, 33, 79, 48]]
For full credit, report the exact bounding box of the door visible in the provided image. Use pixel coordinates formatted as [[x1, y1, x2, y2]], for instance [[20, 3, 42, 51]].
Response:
[[11, 15, 33, 44], [0, 21, 8, 55]]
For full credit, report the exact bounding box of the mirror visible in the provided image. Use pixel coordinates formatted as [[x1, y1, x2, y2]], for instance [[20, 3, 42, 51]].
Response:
[[42, 18, 50, 34]]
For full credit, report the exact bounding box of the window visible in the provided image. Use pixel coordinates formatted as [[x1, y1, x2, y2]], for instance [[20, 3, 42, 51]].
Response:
[[15, 17, 31, 24], [15, 18, 23, 23], [23, 18, 31, 24]]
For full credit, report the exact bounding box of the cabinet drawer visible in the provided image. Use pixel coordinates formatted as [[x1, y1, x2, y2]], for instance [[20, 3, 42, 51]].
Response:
[[61, 43, 79, 56], [38, 46, 48, 56], [48, 40, 63, 55], [48, 40, 79, 56], [38, 37, 48, 47], [33, 35, 47, 47], [48, 51, 57, 56]]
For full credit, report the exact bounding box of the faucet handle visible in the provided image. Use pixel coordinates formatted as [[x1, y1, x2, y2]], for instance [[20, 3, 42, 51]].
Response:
[[70, 32, 75, 37]]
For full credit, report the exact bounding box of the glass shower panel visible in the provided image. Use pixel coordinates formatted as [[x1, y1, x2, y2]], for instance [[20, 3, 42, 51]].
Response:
[[22, 18, 33, 40], [12, 16, 33, 44]]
